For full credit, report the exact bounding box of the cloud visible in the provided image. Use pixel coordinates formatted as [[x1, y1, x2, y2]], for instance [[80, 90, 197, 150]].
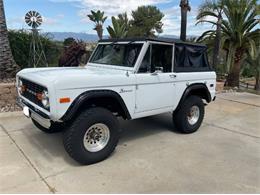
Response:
[[50, 0, 170, 20], [161, 5, 214, 36], [43, 17, 60, 26], [48, 0, 214, 36], [41, 14, 65, 27]]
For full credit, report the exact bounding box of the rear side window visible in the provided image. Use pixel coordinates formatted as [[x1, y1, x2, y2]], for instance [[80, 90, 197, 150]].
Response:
[[174, 43, 211, 72]]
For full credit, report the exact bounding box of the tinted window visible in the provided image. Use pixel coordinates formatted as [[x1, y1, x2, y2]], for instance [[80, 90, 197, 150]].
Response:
[[90, 43, 143, 67], [138, 44, 173, 73], [174, 43, 210, 72]]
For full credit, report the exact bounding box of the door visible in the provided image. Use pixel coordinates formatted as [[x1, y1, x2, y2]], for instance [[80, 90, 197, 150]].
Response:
[[135, 43, 176, 113]]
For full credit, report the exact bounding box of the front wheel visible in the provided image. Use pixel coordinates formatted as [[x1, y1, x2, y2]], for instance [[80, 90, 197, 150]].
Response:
[[63, 107, 119, 165], [173, 95, 205, 134]]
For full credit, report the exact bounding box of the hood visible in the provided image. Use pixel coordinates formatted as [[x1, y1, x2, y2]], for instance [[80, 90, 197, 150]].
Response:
[[17, 65, 135, 89], [18, 66, 126, 80]]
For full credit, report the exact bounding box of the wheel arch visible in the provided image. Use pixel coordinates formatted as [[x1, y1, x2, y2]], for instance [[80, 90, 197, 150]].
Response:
[[176, 83, 211, 111], [60, 90, 131, 122]]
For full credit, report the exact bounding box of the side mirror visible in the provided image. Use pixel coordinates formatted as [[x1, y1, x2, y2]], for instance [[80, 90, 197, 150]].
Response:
[[151, 66, 163, 75]]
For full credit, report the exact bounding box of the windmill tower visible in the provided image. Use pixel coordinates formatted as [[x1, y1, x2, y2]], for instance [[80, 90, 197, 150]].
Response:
[[25, 11, 48, 67]]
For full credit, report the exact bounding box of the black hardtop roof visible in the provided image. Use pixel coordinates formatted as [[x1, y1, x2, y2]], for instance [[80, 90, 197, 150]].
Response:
[[99, 37, 207, 47]]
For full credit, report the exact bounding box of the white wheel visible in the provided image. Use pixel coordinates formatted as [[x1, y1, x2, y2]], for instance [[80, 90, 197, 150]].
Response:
[[83, 123, 110, 152]]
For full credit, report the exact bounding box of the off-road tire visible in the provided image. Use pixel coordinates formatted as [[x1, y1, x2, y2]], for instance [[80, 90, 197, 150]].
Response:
[[32, 119, 64, 133], [173, 95, 204, 134], [63, 107, 119, 165]]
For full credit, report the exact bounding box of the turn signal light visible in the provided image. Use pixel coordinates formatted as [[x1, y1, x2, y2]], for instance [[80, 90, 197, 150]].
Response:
[[59, 97, 70, 103], [36, 93, 43, 100], [21, 85, 26, 92]]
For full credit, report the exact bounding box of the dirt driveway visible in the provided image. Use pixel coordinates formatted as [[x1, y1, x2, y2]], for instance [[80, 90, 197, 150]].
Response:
[[0, 92, 259, 193]]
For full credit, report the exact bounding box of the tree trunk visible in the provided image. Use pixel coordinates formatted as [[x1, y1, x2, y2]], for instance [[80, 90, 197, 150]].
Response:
[[180, 8, 187, 41], [0, 0, 19, 80], [180, 0, 190, 41], [255, 70, 260, 91], [226, 48, 243, 87], [212, 16, 222, 69], [96, 24, 103, 40]]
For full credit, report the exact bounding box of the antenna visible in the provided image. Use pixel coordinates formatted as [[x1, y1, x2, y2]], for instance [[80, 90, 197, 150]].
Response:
[[25, 11, 48, 67]]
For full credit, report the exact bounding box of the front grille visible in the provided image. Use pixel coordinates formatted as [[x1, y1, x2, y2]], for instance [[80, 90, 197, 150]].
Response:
[[20, 78, 49, 111]]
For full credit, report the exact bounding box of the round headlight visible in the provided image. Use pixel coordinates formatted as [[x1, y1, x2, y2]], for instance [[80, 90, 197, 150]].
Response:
[[18, 80, 23, 94], [41, 90, 50, 108]]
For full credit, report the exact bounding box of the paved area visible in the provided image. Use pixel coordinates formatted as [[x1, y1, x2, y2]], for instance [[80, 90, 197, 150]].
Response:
[[0, 92, 259, 193]]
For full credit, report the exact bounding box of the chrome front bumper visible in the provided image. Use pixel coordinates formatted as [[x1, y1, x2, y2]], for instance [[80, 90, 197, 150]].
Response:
[[17, 98, 51, 129]]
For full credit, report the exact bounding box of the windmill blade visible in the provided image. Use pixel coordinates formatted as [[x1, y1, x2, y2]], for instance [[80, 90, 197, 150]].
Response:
[[28, 21, 33, 27], [25, 18, 31, 23], [25, 15, 31, 20], [25, 10, 43, 28], [35, 21, 41, 27], [28, 11, 33, 17], [38, 17, 43, 23], [35, 12, 40, 17]]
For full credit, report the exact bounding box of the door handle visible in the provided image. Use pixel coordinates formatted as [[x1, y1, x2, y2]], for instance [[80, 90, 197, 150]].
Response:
[[169, 74, 177, 78], [151, 70, 161, 76]]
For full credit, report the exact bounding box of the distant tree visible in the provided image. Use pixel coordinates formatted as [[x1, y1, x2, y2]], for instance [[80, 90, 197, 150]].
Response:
[[107, 16, 127, 38], [180, 0, 191, 41], [87, 10, 107, 40], [117, 12, 130, 31], [186, 36, 197, 42], [63, 37, 76, 47], [58, 41, 86, 67], [0, 0, 19, 79], [128, 6, 164, 37], [8, 30, 62, 68]]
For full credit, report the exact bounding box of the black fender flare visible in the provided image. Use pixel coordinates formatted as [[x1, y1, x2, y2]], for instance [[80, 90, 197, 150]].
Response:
[[60, 90, 131, 121], [176, 83, 211, 110]]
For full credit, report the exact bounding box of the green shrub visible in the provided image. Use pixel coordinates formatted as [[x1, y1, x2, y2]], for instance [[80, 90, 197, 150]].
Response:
[[8, 30, 63, 69]]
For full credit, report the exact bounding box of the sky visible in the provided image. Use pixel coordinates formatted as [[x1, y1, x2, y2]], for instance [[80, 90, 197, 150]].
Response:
[[4, 0, 214, 36]]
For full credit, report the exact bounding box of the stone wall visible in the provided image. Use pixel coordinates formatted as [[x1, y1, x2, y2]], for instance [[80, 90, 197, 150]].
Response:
[[0, 82, 17, 107]]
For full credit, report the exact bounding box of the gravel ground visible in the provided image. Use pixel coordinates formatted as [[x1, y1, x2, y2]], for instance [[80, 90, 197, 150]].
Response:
[[0, 78, 20, 113], [0, 78, 16, 83], [0, 104, 22, 112]]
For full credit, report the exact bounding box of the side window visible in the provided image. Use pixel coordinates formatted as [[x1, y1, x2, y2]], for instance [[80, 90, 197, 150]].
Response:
[[138, 44, 173, 73], [174, 43, 210, 72], [151, 44, 173, 73]]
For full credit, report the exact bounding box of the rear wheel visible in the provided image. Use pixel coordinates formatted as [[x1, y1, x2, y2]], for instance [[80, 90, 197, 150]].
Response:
[[63, 107, 119, 165], [32, 119, 63, 133], [173, 95, 205, 134]]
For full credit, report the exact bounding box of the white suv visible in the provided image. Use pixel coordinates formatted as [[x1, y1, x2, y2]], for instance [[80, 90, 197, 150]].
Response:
[[16, 37, 216, 165]]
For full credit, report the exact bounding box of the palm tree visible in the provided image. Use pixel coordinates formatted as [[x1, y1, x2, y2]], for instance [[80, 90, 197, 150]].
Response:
[[246, 43, 260, 90], [0, 0, 19, 80], [221, 0, 259, 87], [107, 16, 127, 38], [87, 10, 107, 40], [180, 0, 191, 41], [117, 12, 130, 32], [196, 0, 224, 69]]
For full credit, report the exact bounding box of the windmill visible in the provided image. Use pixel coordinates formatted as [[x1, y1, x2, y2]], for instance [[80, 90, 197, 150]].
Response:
[[25, 11, 48, 67]]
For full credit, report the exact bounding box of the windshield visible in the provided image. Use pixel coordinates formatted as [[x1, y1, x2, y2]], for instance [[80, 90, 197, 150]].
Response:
[[89, 43, 143, 67]]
